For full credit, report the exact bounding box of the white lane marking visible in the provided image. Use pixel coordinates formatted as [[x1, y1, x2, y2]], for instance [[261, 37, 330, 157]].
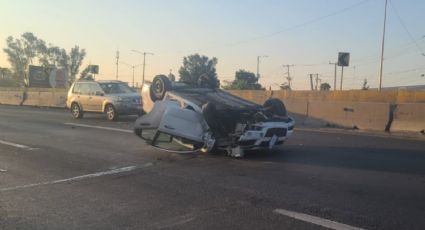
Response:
[[274, 209, 365, 230], [64, 123, 133, 133], [150, 214, 196, 229], [0, 139, 37, 150], [0, 162, 153, 192]]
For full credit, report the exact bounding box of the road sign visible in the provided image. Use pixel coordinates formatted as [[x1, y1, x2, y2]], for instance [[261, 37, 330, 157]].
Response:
[[338, 52, 350, 67], [89, 65, 99, 74]]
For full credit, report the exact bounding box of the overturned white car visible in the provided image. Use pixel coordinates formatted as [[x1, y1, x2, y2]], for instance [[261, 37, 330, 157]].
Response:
[[134, 75, 295, 158]]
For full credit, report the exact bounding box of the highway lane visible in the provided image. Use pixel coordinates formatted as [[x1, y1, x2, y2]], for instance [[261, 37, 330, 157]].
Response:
[[1, 105, 425, 230]]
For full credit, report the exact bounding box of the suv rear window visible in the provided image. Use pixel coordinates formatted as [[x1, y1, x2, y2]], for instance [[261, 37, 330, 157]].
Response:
[[99, 83, 134, 94]]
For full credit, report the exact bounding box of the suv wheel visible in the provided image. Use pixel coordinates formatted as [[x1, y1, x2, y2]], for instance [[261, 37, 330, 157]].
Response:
[[71, 103, 83, 119], [150, 75, 172, 101], [263, 98, 287, 116], [105, 104, 118, 121]]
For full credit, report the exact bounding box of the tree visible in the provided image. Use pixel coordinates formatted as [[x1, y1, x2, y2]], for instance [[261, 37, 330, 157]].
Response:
[[79, 66, 94, 80], [2, 33, 40, 85], [226, 69, 263, 90], [0, 67, 17, 87], [320, 82, 331, 91], [179, 54, 219, 88], [68, 46, 86, 83], [3, 32, 86, 86]]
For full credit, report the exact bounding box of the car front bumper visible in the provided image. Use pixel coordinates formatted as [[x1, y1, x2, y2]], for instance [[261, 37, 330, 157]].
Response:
[[115, 103, 143, 115], [234, 121, 294, 150]]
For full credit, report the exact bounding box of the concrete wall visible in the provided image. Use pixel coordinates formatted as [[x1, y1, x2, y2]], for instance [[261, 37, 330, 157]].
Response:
[[0, 87, 67, 107], [304, 101, 390, 131], [227, 90, 424, 132], [22, 91, 67, 107], [228, 90, 425, 103], [1, 87, 425, 133], [0, 89, 24, 105], [391, 103, 425, 133]]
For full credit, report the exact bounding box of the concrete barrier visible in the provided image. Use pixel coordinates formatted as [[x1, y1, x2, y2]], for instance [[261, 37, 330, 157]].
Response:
[[22, 91, 42, 106], [0, 90, 24, 105], [21, 90, 67, 108], [1, 87, 425, 133], [391, 103, 425, 133], [305, 101, 391, 131]]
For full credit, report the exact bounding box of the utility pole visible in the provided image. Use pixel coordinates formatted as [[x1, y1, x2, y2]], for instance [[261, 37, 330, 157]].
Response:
[[329, 62, 337, 91], [115, 49, 119, 80], [340, 66, 344, 90], [282, 64, 295, 88], [132, 50, 154, 86], [309, 74, 314, 91], [378, 0, 388, 91], [256, 55, 268, 79], [315, 74, 320, 91]]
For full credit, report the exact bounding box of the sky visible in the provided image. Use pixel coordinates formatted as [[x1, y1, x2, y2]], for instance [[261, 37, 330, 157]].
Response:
[[0, 0, 424, 90]]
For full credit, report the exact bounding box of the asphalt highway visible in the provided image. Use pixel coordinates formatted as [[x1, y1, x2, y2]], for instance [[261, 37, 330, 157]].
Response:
[[1, 105, 425, 230]]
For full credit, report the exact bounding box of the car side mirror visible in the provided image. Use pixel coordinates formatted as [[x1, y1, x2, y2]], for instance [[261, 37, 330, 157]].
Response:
[[95, 91, 104, 96]]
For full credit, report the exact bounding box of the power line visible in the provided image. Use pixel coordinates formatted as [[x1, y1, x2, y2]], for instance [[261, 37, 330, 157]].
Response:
[[220, 0, 373, 48], [389, 0, 425, 56]]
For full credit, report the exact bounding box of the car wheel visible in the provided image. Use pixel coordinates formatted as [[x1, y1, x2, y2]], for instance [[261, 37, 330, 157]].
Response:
[[71, 103, 83, 119], [263, 98, 287, 116], [105, 104, 118, 121], [150, 75, 172, 101]]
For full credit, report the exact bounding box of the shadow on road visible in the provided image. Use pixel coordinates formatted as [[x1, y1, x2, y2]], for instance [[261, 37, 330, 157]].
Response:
[[78, 114, 139, 122], [243, 145, 425, 175]]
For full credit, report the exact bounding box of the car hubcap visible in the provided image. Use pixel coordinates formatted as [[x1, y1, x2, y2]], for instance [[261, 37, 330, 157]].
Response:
[[154, 80, 164, 98], [107, 107, 114, 119], [72, 105, 79, 117]]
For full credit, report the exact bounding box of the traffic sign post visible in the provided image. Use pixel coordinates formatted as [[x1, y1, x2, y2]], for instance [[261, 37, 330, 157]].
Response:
[[337, 52, 350, 90]]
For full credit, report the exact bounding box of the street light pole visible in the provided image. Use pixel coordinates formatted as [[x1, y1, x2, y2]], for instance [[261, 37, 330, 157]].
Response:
[[115, 49, 119, 80], [256, 55, 268, 79], [121, 62, 142, 88], [132, 50, 154, 86], [378, 0, 388, 91]]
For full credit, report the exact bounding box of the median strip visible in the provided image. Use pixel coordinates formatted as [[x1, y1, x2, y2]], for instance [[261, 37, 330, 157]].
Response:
[[0, 162, 153, 192], [273, 209, 365, 230], [64, 122, 133, 133]]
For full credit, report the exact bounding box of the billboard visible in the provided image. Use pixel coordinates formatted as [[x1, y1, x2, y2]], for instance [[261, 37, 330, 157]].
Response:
[[28, 65, 50, 87], [28, 65, 68, 88]]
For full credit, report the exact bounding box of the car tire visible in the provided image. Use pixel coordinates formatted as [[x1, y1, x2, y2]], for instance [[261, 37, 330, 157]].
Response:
[[71, 102, 83, 119], [263, 98, 287, 116], [150, 75, 172, 101], [105, 104, 118, 121]]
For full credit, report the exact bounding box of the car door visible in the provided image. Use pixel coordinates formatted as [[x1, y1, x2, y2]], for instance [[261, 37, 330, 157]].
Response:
[[78, 83, 91, 111], [87, 83, 105, 112], [134, 100, 209, 152]]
